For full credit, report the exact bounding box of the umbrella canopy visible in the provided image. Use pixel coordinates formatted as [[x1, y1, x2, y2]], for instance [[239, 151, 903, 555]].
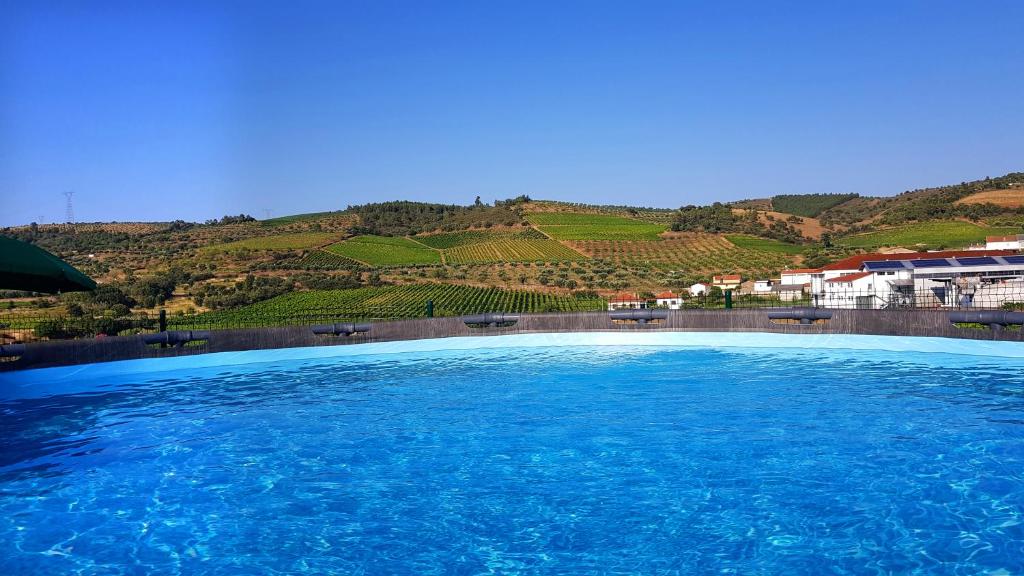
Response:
[[0, 235, 97, 293]]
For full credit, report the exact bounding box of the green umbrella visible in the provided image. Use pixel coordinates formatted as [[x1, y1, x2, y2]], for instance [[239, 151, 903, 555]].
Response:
[[0, 235, 97, 293]]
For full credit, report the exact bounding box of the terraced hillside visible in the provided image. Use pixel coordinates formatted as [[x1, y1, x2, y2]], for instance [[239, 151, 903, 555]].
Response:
[[326, 235, 441, 266], [527, 212, 667, 241], [445, 239, 585, 264], [202, 232, 341, 252], [325, 230, 586, 266], [837, 221, 1020, 249], [412, 228, 547, 248], [522, 200, 677, 224], [568, 233, 795, 275]]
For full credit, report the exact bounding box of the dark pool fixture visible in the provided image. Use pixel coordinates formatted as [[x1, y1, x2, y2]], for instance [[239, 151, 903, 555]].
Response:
[[142, 330, 211, 347], [610, 309, 668, 325], [767, 308, 833, 325], [949, 310, 1024, 331], [312, 323, 371, 336], [462, 313, 520, 327], [0, 344, 26, 358]]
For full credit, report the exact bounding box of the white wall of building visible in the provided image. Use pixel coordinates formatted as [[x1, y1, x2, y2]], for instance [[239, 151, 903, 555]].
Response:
[[656, 297, 682, 309]]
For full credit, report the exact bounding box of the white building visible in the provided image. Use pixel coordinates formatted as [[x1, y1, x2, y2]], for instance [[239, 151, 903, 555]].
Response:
[[689, 283, 708, 297], [655, 291, 683, 309], [813, 250, 1024, 309], [607, 292, 648, 311], [753, 280, 773, 293], [772, 284, 808, 302], [986, 234, 1023, 250], [712, 275, 742, 291], [781, 268, 816, 286], [822, 272, 877, 309]]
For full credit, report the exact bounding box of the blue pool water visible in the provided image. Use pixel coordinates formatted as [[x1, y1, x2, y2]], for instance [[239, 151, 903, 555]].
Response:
[[2, 338, 1024, 574]]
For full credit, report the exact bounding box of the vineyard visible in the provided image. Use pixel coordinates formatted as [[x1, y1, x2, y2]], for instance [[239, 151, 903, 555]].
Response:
[[175, 284, 607, 327], [568, 234, 795, 274], [445, 239, 586, 264], [724, 235, 805, 255], [412, 228, 547, 248], [202, 232, 340, 252], [296, 250, 367, 269], [770, 193, 858, 218], [837, 221, 1019, 249], [522, 200, 677, 224], [526, 212, 667, 241], [260, 211, 351, 227], [326, 235, 441, 266]]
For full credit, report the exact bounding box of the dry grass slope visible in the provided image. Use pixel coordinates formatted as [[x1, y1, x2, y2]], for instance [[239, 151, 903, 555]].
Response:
[[954, 189, 1024, 208]]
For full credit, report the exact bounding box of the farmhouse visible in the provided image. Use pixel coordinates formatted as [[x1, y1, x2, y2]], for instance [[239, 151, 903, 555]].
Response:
[[986, 234, 1023, 250], [689, 283, 708, 297], [607, 292, 648, 311], [711, 275, 742, 291], [655, 291, 683, 309], [781, 268, 817, 286], [753, 280, 773, 293], [809, 249, 1024, 309]]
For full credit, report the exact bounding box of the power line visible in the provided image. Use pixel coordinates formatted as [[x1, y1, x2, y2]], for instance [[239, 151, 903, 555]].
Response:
[[63, 191, 75, 226]]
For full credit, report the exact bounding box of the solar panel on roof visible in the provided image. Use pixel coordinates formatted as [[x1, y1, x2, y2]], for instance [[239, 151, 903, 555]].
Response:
[[1003, 255, 1024, 264], [910, 259, 951, 268], [864, 260, 905, 270], [954, 257, 998, 266]]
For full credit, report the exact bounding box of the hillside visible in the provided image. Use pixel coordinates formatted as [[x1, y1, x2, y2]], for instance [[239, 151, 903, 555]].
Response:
[[730, 173, 1024, 228], [2, 171, 1021, 333]]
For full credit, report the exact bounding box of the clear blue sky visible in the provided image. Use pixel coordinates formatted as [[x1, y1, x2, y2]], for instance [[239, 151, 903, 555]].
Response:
[[2, 1, 1022, 226]]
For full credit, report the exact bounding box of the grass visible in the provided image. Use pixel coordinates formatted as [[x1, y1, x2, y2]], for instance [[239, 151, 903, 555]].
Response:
[[260, 211, 348, 226], [725, 235, 806, 255], [526, 212, 667, 241], [955, 189, 1024, 208], [296, 250, 367, 269], [202, 232, 339, 252], [413, 228, 547, 249], [837, 221, 1020, 249], [325, 235, 441, 266]]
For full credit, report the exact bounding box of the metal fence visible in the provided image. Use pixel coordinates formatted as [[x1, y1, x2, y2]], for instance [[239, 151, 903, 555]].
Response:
[[3, 284, 1023, 344]]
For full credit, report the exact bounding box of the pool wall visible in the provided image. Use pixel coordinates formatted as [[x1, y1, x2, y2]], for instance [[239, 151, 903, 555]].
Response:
[[3, 308, 1023, 371]]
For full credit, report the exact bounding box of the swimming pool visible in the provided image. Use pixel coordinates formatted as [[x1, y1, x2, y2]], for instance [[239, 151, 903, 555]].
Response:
[[2, 333, 1023, 574]]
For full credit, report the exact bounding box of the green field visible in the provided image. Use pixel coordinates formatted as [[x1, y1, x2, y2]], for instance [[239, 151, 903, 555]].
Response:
[[176, 284, 606, 326], [770, 193, 858, 218], [260, 211, 348, 227], [725, 234, 806, 255], [526, 212, 667, 241], [413, 228, 547, 249], [202, 232, 339, 252], [296, 250, 367, 269], [445, 239, 586, 264], [326, 235, 441, 266], [837, 221, 1020, 249]]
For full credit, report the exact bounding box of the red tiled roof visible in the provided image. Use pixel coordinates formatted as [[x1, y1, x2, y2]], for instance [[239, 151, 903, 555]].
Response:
[[826, 271, 872, 283], [610, 292, 644, 302], [823, 249, 1020, 272], [655, 291, 677, 299], [987, 235, 1021, 242], [713, 274, 741, 282]]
